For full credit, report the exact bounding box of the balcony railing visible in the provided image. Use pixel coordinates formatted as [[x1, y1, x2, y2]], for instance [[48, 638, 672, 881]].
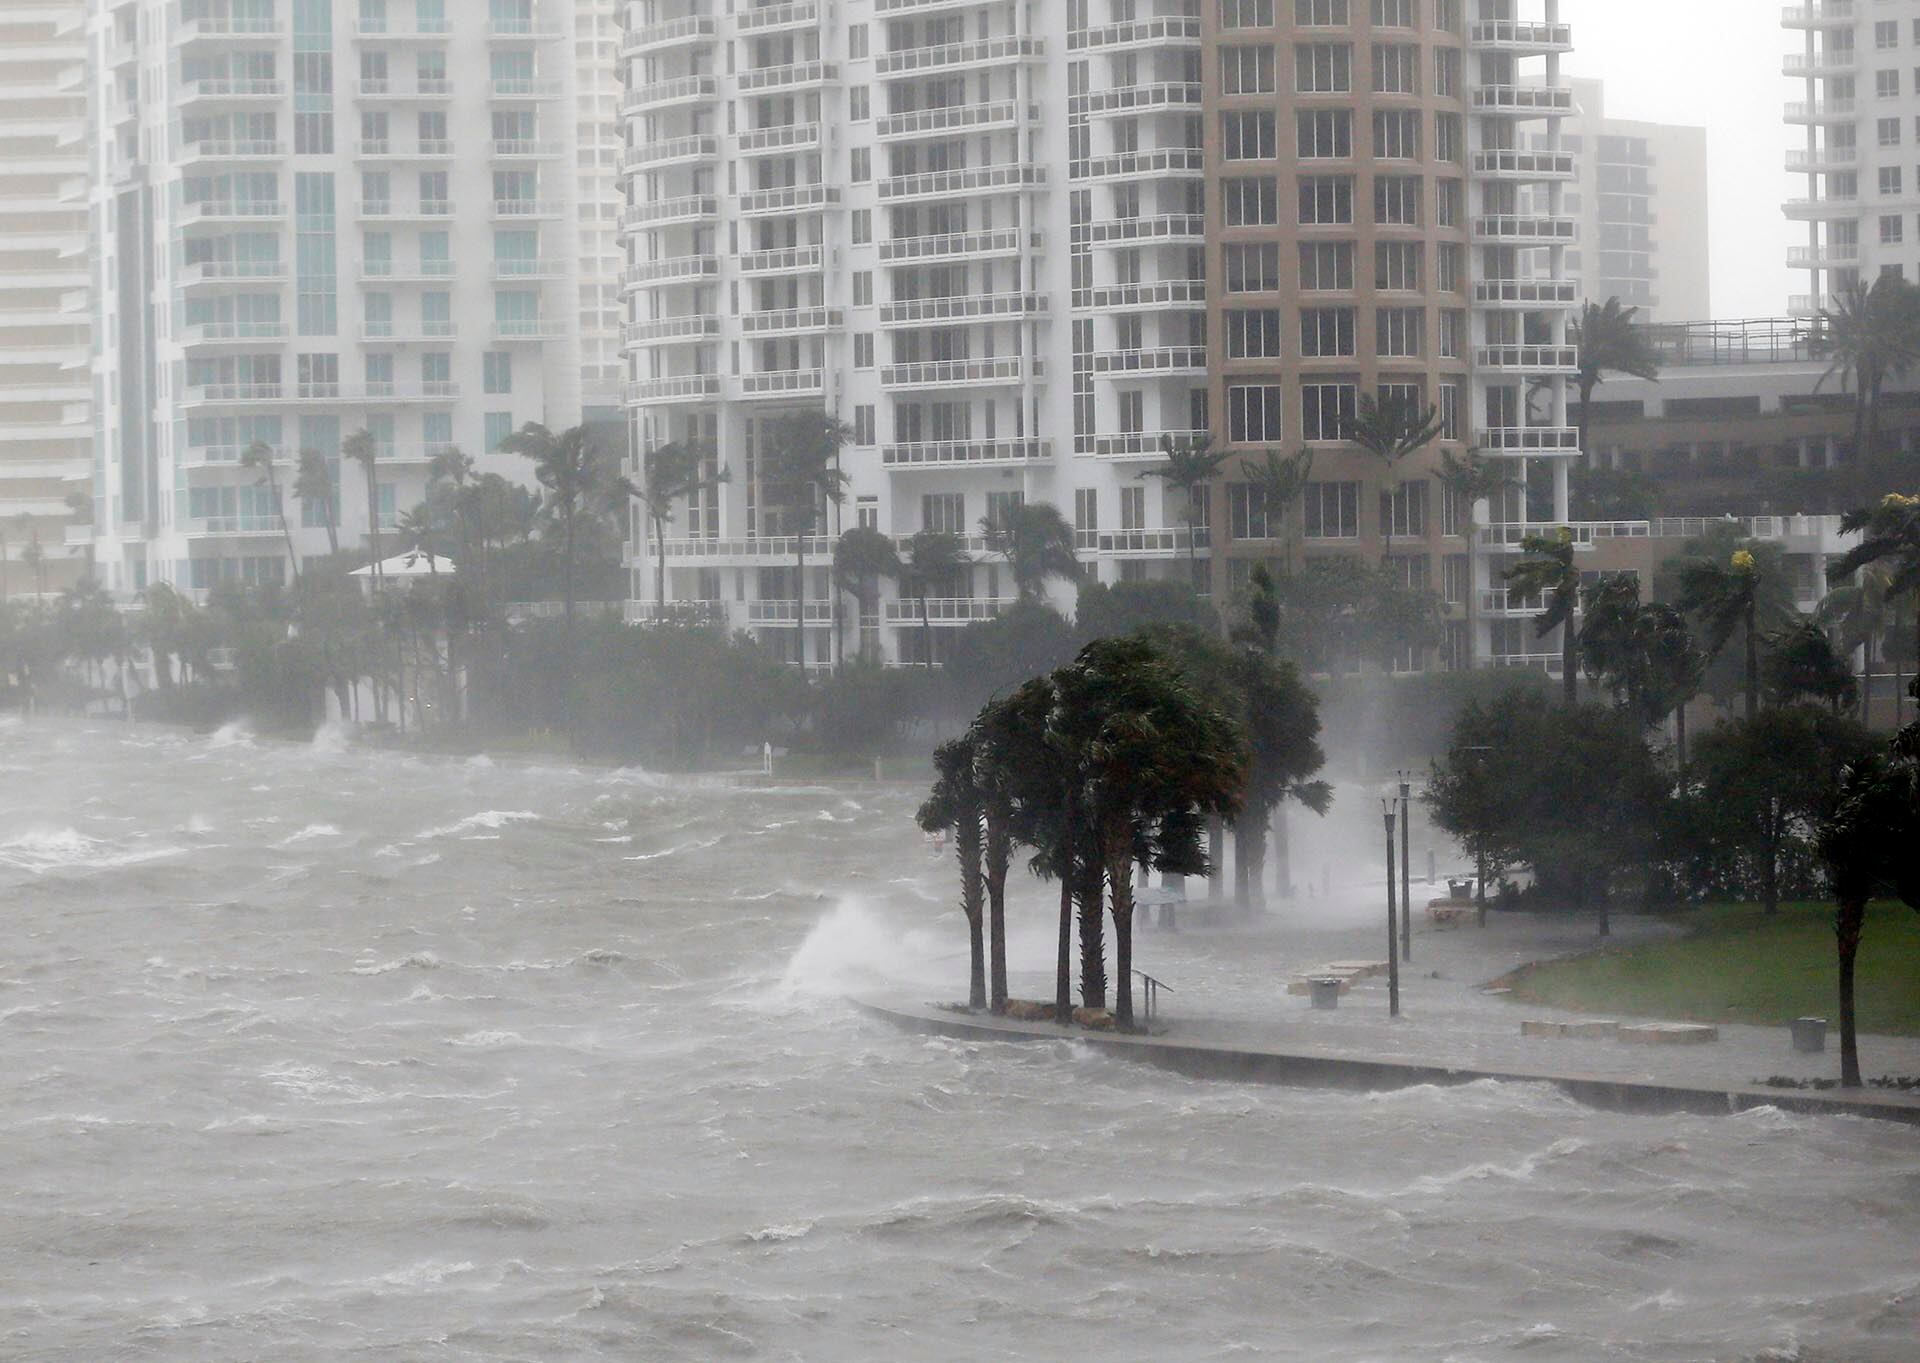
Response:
[[881, 439, 1053, 469], [881, 598, 1012, 625]]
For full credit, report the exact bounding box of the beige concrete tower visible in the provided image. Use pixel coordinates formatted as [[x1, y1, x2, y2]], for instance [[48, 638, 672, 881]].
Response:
[[0, 3, 91, 599]]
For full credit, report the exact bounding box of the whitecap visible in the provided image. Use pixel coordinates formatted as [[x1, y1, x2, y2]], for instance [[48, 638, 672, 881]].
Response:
[[417, 810, 541, 840], [279, 823, 342, 846], [351, 952, 441, 975]]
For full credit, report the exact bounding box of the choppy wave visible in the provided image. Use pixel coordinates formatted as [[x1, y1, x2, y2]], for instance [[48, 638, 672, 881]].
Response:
[[416, 810, 542, 840]]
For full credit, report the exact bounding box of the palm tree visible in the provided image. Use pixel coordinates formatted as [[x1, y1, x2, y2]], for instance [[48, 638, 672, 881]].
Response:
[[1504, 529, 1581, 706], [1241, 447, 1314, 577], [1229, 647, 1332, 911], [1437, 449, 1510, 667], [1579, 580, 1705, 761], [1048, 637, 1247, 1030], [499, 422, 607, 630], [343, 428, 382, 587], [241, 440, 301, 584], [1343, 393, 1443, 563], [1678, 546, 1785, 720], [761, 410, 853, 666], [1764, 620, 1859, 713], [22, 537, 46, 600], [832, 525, 900, 663], [1138, 433, 1230, 587], [1572, 298, 1662, 461], [983, 500, 1079, 604], [918, 735, 986, 1010], [294, 448, 340, 557], [632, 439, 728, 619], [394, 503, 439, 574], [1818, 566, 1901, 723], [1815, 277, 1919, 459], [1831, 492, 1920, 692], [901, 529, 963, 668]]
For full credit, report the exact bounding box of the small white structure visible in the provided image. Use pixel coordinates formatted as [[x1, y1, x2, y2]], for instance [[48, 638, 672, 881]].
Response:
[[349, 552, 456, 592]]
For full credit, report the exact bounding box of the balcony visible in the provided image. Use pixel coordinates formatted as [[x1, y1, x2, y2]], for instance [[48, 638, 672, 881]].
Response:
[[491, 138, 564, 159], [734, 2, 819, 34], [179, 260, 288, 287], [493, 319, 564, 341], [622, 75, 718, 114], [176, 17, 284, 43], [1782, 3, 1857, 29], [1477, 426, 1580, 454], [1475, 344, 1579, 374], [183, 517, 285, 538], [881, 439, 1053, 470], [625, 374, 722, 405], [178, 199, 286, 225], [1071, 15, 1202, 52], [654, 534, 835, 563], [747, 599, 835, 627], [1472, 214, 1578, 245], [1783, 50, 1857, 77], [1478, 521, 1650, 549], [1074, 280, 1206, 310], [621, 15, 719, 57], [623, 254, 721, 288], [739, 307, 844, 336], [491, 78, 564, 100], [736, 122, 821, 154], [180, 321, 289, 347], [881, 598, 1011, 625], [1469, 21, 1573, 52], [1784, 99, 1856, 123], [1091, 346, 1207, 376], [1788, 292, 1840, 316], [1089, 430, 1212, 461], [1078, 213, 1205, 246], [1785, 195, 1860, 221], [875, 35, 1045, 78], [1473, 278, 1579, 308], [734, 245, 822, 276], [1479, 588, 1549, 617], [492, 198, 564, 219], [736, 184, 840, 217], [180, 138, 286, 164], [622, 316, 720, 346], [736, 61, 839, 94], [1071, 82, 1202, 118], [1787, 243, 1859, 268], [491, 258, 564, 280], [179, 77, 286, 103], [1076, 147, 1207, 182], [1472, 84, 1574, 117], [487, 18, 565, 41], [350, 18, 452, 40], [1786, 145, 1857, 172], [357, 259, 457, 282], [875, 101, 1025, 141], [880, 292, 1047, 326], [1471, 149, 1576, 181], [739, 368, 825, 398], [1076, 527, 1208, 558], [878, 163, 1047, 204], [355, 78, 454, 100], [878, 228, 1037, 265], [881, 357, 1033, 390], [622, 134, 720, 175]]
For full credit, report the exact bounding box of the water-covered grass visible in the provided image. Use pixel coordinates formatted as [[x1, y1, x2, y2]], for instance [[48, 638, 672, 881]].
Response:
[[1506, 903, 1920, 1036]]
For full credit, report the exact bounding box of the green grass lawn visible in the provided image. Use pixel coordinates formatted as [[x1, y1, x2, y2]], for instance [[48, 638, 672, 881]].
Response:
[[1505, 902, 1920, 1036]]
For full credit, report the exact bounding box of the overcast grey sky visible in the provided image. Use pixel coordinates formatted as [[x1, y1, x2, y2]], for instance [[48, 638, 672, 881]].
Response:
[[1566, 0, 1794, 320]]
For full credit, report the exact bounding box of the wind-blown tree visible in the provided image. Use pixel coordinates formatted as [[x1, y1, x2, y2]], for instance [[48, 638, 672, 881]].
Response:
[[1231, 563, 1282, 655], [1139, 433, 1230, 586], [901, 529, 964, 668], [984, 500, 1080, 604], [761, 410, 853, 664], [294, 448, 340, 557], [241, 441, 300, 583], [918, 734, 987, 1010], [1815, 277, 1919, 460], [1504, 528, 1581, 706], [1572, 297, 1662, 461], [832, 525, 900, 664], [1579, 577, 1704, 759], [632, 439, 727, 618], [1817, 747, 1920, 1086], [21, 536, 46, 600], [343, 428, 382, 587], [1240, 447, 1315, 577], [1438, 449, 1511, 667], [1343, 394, 1443, 562], [1047, 637, 1247, 1029], [1817, 565, 1909, 723], [1764, 620, 1859, 713], [1678, 545, 1793, 720], [1831, 491, 1920, 689], [973, 695, 1058, 1013], [499, 422, 612, 631]]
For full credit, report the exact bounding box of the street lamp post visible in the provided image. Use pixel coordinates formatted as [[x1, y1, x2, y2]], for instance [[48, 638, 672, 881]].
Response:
[[1399, 772, 1413, 964], [1382, 799, 1400, 1019], [1461, 745, 1492, 928]]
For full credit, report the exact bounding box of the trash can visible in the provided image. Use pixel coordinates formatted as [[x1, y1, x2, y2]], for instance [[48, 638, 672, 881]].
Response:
[[1791, 1017, 1828, 1054], [1309, 977, 1342, 1011]]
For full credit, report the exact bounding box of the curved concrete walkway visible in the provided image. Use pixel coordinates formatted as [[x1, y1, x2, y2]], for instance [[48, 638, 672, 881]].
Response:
[[853, 996, 1920, 1125]]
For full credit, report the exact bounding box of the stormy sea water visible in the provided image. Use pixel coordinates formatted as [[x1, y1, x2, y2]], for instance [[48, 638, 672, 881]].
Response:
[[2, 719, 1916, 1362]]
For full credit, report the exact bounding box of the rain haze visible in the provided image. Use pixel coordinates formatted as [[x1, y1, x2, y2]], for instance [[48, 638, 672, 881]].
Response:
[[4, 0, 1919, 1360]]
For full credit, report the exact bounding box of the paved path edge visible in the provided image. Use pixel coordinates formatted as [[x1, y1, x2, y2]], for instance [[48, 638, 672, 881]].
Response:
[[851, 996, 1920, 1127]]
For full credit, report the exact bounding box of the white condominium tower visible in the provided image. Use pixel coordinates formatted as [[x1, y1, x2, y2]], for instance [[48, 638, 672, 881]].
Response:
[[1, 3, 92, 599], [621, 0, 1580, 673], [88, 0, 591, 599], [1785, 0, 1917, 316]]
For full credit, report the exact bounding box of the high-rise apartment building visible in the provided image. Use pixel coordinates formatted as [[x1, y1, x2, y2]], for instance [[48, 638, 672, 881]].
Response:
[[1784, 0, 1917, 315], [577, 0, 626, 417], [87, 0, 588, 598], [1, 3, 92, 599], [621, 0, 1579, 673], [1560, 78, 1708, 323]]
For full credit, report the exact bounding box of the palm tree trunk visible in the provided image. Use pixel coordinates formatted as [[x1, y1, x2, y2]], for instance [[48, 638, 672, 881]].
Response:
[[1745, 595, 1760, 718], [919, 593, 933, 668], [1109, 846, 1137, 1031], [1076, 851, 1105, 1010], [1763, 807, 1781, 916], [794, 543, 806, 667], [653, 510, 668, 618], [1675, 698, 1689, 768], [958, 819, 985, 1011], [1055, 874, 1073, 1025], [1562, 613, 1577, 707], [985, 818, 1009, 1014], [1837, 897, 1864, 1087], [563, 504, 577, 630], [1240, 817, 1268, 913]]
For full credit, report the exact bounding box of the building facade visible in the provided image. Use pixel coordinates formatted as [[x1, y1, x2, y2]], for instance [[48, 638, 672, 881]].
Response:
[[1784, 0, 1920, 315], [88, 0, 590, 599], [620, 0, 1581, 672], [1, 3, 93, 599], [576, 0, 625, 418], [1560, 78, 1708, 323]]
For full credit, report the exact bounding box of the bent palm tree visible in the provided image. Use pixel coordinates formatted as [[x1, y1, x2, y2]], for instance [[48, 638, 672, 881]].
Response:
[[1831, 491, 1920, 689], [1139, 433, 1230, 587], [294, 448, 340, 557], [242, 440, 301, 585], [1816, 278, 1919, 459], [1572, 297, 1662, 460], [1678, 546, 1780, 719], [499, 422, 606, 631], [902, 529, 964, 667], [760, 410, 852, 666], [1504, 529, 1581, 706], [344, 428, 382, 587], [1438, 448, 1511, 668], [832, 525, 900, 662], [632, 439, 727, 619], [918, 735, 986, 1010], [983, 500, 1080, 604], [1242, 447, 1314, 577], [1344, 394, 1443, 563]]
